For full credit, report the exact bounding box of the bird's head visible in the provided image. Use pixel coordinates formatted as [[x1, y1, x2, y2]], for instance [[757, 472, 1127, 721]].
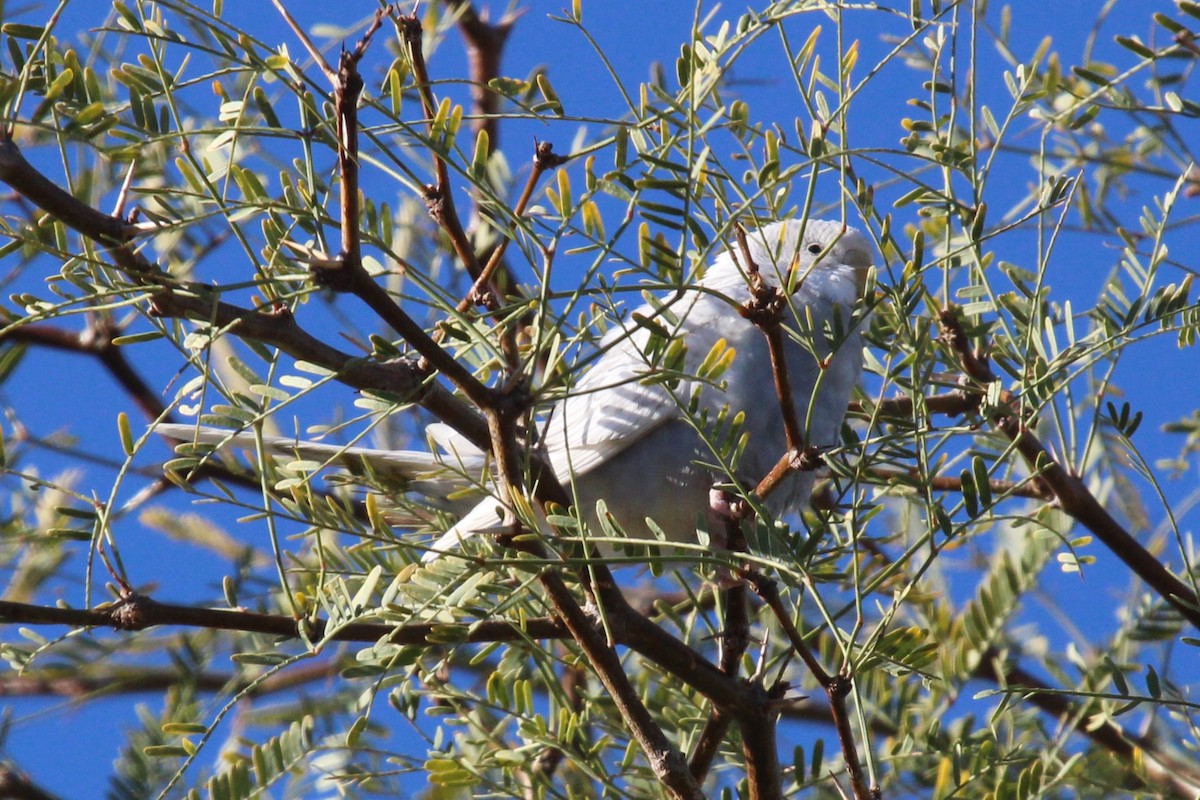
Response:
[[747, 218, 874, 297]]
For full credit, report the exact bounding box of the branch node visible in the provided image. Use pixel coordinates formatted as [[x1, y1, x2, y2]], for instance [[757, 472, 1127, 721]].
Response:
[[110, 594, 155, 631], [738, 283, 786, 326], [310, 259, 357, 292], [790, 446, 824, 473], [533, 139, 569, 170]]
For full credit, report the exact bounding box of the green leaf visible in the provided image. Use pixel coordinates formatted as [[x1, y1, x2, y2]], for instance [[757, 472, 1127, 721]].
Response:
[[118, 412, 135, 456]]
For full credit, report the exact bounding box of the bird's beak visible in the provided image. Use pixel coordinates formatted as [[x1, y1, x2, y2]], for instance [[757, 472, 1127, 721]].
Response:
[[844, 248, 874, 297]]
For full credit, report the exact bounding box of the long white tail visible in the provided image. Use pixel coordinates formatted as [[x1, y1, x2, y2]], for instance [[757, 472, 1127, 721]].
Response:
[[156, 425, 522, 562]]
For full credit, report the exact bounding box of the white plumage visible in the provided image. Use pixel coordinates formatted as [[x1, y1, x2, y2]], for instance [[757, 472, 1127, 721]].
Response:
[[159, 219, 872, 560]]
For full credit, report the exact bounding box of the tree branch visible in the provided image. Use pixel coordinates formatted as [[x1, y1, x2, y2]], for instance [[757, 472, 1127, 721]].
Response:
[[398, 14, 485, 285], [938, 306, 1200, 629]]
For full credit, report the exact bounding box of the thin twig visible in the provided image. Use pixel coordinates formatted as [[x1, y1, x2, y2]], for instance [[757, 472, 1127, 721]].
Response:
[[434, 0, 535, 334], [272, 0, 335, 82], [863, 465, 1052, 500], [450, 140, 568, 319]]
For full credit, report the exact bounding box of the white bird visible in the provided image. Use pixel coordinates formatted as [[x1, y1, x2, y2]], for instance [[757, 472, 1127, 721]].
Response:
[[158, 219, 872, 561]]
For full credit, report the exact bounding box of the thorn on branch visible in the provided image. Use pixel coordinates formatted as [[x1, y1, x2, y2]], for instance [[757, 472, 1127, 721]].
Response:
[[266, 301, 293, 320], [466, 285, 499, 310]]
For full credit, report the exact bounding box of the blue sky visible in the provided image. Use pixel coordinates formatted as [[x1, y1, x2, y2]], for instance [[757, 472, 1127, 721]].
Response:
[[2, 1, 1197, 797]]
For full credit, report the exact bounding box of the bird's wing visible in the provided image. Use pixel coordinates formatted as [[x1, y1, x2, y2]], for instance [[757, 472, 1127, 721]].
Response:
[[425, 422, 485, 459], [423, 300, 719, 562], [539, 307, 711, 480]]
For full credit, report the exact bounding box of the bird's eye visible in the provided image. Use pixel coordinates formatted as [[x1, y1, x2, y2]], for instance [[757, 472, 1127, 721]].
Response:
[[806, 243, 823, 255]]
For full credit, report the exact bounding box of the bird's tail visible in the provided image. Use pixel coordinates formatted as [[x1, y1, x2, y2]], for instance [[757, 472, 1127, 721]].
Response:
[[154, 422, 487, 512]]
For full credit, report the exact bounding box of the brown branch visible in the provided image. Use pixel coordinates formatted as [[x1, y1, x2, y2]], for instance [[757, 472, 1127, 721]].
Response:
[[440, 0, 520, 149], [147, 289, 492, 449], [744, 573, 875, 800], [742, 574, 830, 691], [0, 588, 739, 709], [999, 415, 1200, 622], [476, 387, 705, 799], [739, 689, 784, 800], [729, 223, 826, 507], [505, 535, 707, 799], [0, 128, 499, 452], [753, 447, 825, 505], [448, 140, 568, 320], [733, 225, 806, 457], [397, 11, 538, 372], [286, 11, 499, 410], [863, 465, 1052, 500], [825, 673, 875, 800], [849, 390, 981, 420], [0, 138, 137, 247], [0, 764, 60, 800], [689, 493, 753, 782], [705, 223, 876, 798], [330, 22, 375, 276], [478, 462, 761, 797], [938, 306, 1200, 629], [306, 5, 386, 279], [398, 14, 485, 284], [9, 593, 1190, 795], [0, 594, 565, 644], [436, 0, 542, 356], [0, 122, 754, 787]]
